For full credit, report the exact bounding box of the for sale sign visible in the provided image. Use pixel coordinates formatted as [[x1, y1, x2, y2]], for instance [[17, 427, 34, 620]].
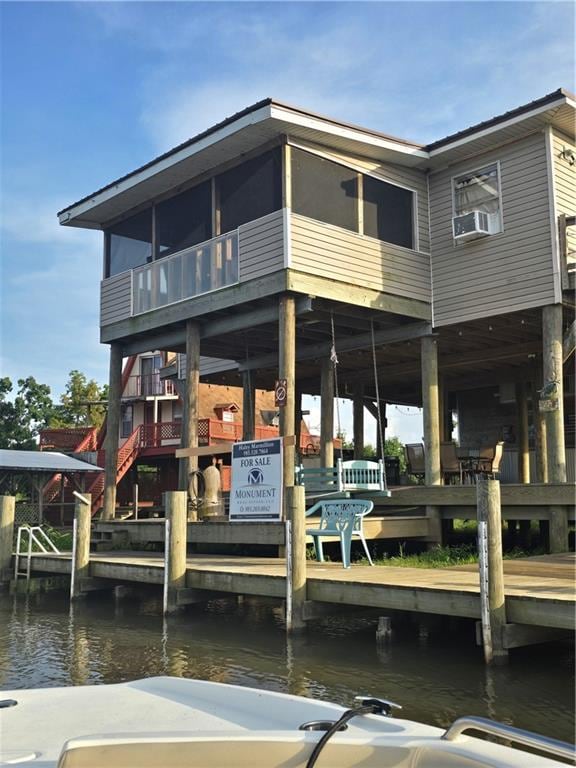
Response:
[[229, 438, 283, 521]]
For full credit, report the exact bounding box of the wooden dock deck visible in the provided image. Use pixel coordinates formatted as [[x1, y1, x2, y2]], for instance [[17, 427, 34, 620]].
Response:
[[22, 551, 575, 631]]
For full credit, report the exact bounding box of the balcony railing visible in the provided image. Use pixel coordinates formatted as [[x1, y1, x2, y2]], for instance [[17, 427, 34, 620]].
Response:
[[132, 230, 239, 315], [123, 374, 176, 398]]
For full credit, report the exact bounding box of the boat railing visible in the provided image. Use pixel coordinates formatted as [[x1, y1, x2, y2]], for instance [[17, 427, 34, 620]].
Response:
[[442, 715, 576, 764], [14, 525, 61, 585]]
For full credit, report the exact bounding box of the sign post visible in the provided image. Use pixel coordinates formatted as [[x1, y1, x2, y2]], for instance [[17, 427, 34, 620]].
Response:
[[230, 438, 284, 521]]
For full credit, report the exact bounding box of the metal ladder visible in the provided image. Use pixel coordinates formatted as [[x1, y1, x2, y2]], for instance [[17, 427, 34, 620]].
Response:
[[14, 526, 61, 585]]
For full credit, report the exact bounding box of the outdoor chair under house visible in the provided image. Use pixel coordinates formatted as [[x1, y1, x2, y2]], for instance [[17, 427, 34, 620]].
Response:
[[305, 499, 374, 568], [405, 443, 425, 482]]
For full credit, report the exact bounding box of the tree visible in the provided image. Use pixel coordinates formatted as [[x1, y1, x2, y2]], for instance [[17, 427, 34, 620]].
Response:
[[50, 370, 108, 429], [384, 436, 407, 474], [0, 376, 55, 449]]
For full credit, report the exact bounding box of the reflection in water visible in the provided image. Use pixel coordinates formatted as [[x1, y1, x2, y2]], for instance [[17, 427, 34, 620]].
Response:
[[0, 591, 573, 742]]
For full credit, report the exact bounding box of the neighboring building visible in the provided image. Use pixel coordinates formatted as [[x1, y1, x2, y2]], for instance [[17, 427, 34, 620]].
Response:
[[56, 90, 575, 516]]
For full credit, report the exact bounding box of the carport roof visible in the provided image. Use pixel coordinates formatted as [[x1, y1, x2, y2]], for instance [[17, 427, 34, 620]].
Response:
[[0, 450, 103, 474]]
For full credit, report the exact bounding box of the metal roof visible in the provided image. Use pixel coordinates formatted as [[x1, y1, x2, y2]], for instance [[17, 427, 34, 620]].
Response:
[[0, 450, 103, 474]]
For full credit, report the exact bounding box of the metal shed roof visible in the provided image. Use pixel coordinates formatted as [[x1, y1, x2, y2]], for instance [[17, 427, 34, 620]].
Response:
[[0, 450, 103, 474]]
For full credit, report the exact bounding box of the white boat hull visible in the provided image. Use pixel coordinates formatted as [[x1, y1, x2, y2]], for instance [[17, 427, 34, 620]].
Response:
[[0, 676, 571, 767]]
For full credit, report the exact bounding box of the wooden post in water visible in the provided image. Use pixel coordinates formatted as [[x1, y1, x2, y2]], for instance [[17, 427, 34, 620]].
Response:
[[530, 376, 548, 483], [285, 485, 306, 632], [163, 491, 188, 614], [0, 495, 15, 584], [477, 477, 508, 665], [103, 343, 123, 520], [279, 295, 296, 489], [71, 492, 91, 600], [320, 358, 334, 468]]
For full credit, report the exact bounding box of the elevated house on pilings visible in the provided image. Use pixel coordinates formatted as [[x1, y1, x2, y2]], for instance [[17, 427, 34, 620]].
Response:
[[57, 89, 575, 546]]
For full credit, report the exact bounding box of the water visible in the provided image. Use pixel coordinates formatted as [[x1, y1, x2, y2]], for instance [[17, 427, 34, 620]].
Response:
[[0, 590, 573, 743]]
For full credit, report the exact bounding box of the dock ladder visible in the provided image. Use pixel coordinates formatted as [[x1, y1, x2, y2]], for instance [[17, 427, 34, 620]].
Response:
[[14, 526, 61, 585]]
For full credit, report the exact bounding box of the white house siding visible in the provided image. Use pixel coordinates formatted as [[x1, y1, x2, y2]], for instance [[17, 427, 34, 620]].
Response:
[[552, 129, 576, 270], [429, 132, 557, 326], [290, 213, 431, 303], [238, 209, 285, 280]]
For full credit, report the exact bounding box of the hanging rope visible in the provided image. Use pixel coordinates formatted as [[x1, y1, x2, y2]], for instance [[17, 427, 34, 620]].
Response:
[[371, 321, 386, 462], [330, 312, 343, 457]]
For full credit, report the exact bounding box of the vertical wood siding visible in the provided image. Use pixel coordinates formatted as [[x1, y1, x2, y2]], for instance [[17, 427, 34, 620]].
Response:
[[552, 129, 576, 269], [429, 133, 557, 326], [238, 209, 285, 280], [100, 272, 132, 326], [289, 140, 430, 252], [290, 213, 431, 303]]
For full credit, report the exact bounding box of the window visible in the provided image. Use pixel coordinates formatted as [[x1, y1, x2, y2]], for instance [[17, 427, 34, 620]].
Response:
[[363, 175, 414, 249], [292, 148, 357, 231], [121, 405, 133, 439], [453, 163, 502, 233], [106, 209, 153, 277], [218, 149, 282, 233], [156, 181, 212, 259]]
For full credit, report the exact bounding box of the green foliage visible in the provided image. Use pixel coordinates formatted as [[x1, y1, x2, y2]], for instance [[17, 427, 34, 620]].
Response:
[[42, 527, 74, 551], [384, 436, 407, 473], [0, 376, 55, 449], [50, 370, 108, 429]]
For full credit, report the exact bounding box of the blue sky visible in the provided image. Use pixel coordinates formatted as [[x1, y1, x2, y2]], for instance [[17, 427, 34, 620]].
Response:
[[0, 1, 574, 443]]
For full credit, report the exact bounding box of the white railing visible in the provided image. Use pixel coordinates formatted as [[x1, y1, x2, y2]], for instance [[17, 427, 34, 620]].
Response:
[[132, 230, 239, 315], [14, 526, 61, 585]]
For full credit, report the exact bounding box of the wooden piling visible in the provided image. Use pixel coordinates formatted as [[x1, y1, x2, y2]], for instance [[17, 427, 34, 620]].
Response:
[[103, 344, 123, 520], [163, 491, 188, 614], [180, 321, 200, 520], [0, 495, 15, 584], [320, 357, 334, 468], [531, 376, 548, 483], [285, 485, 306, 632], [421, 337, 441, 486], [516, 382, 530, 484], [477, 477, 508, 665], [549, 506, 569, 554], [542, 305, 566, 483], [279, 295, 296, 488], [71, 493, 91, 600]]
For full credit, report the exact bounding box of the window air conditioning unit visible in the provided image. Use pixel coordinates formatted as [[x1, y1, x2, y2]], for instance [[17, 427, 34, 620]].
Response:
[[453, 211, 490, 242]]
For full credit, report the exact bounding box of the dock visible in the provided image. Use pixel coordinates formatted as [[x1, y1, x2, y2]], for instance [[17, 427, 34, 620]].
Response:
[[21, 550, 575, 631]]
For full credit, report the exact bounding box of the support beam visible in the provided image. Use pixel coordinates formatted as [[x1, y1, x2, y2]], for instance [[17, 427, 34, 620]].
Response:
[[0, 495, 15, 584], [531, 375, 548, 483], [516, 382, 530, 484], [421, 337, 441, 486], [542, 305, 566, 483], [239, 321, 432, 372], [549, 506, 569, 554], [242, 371, 255, 442], [102, 344, 123, 520], [71, 493, 91, 600], [179, 320, 200, 518], [279, 295, 296, 489], [477, 477, 508, 665], [353, 388, 364, 460], [163, 491, 188, 614], [286, 485, 306, 632], [320, 358, 334, 468]]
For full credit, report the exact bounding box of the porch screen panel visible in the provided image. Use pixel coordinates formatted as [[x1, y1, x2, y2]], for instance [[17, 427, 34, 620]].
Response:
[[106, 209, 153, 277], [292, 148, 357, 232], [218, 148, 282, 233], [156, 181, 212, 259], [363, 176, 414, 249]]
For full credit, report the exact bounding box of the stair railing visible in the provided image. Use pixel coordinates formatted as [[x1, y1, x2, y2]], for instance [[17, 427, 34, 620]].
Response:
[[14, 526, 61, 585]]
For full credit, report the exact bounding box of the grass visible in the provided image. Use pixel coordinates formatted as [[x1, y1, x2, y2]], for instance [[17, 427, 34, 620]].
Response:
[[358, 542, 546, 568]]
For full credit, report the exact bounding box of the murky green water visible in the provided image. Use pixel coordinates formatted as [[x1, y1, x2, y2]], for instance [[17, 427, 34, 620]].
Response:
[[0, 589, 573, 743]]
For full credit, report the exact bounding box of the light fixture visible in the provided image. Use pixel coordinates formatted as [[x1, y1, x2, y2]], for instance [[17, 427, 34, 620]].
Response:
[[560, 147, 575, 166]]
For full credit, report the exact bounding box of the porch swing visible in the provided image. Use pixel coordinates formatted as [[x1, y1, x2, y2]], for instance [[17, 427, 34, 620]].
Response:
[[295, 315, 390, 498]]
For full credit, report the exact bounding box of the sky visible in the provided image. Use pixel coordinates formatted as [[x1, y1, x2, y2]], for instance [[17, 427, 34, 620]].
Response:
[[0, 0, 574, 445]]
